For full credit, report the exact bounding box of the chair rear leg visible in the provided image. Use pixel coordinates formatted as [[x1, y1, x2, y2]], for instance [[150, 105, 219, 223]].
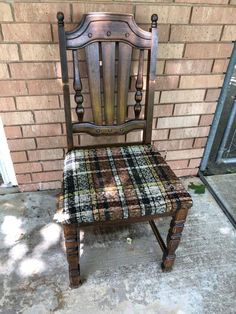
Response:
[[162, 207, 188, 271], [63, 224, 82, 288]]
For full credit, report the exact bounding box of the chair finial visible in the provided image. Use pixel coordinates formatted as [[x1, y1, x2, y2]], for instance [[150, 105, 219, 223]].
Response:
[[57, 12, 64, 25], [151, 14, 158, 28]]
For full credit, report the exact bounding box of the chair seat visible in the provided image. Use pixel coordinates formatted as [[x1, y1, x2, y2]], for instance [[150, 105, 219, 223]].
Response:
[[55, 144, 192, 224]]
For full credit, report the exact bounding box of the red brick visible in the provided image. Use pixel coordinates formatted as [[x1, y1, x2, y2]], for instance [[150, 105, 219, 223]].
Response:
[[14, 162, 42, 174], [152, 129, 169, 140], [21, 44, 59, 61], [158, 44, 184, 59], [153, 105, 173, 117], [135, 5, 191, 24], [176, 0, 228, 4], [14, 3, 71, 22], [22, 124, 62, 137], [28, 149, 64, 161], [166, 148, 204, 160], [167, 160, 189, 170], [212, 59, 229, 73], [222, 25, 236, 41], [170, 127, 210, 139], [155, 139, 193, 151], [160, 90, 205, 104], [0, 98, 15, 111], [189, 158, 201, 168], [42, 160, 64, 171], [10, 63, 56, 79], [8, 138, 36, 151], [4, 126, 22, 139], [205, 89, 221, 101], [170, 25, 222, 42], [165, 60, 213, 75], [72, 3, 133, 22], [11, 151, 27, 163], [1, 111, 34, 125], [174, 102, 217, 115], [32, 171, 62, 182], [174, 168, 198, 177], [34, 110, 65, 124], [155, 76, 179, 90], [2, 24, 51, 42], [19, 183, 40, 192], [191, 6, 236, 24], [0, 44, 19, 61], [0, 81, 27, 97], [0, 3, 13, 21], [16, 96, 60, 110], [199, 114, 214, 126], [180, 75, 224, 89], [157, 116, 199, 129], [0, 64, 9, 79], [27, 79, 62, 95], [36, 136, 67, 149], [16, 174, 31, 184], [185, 43, 233, 59], [37, 181, 62, 190], [194, 137, 208, 148]]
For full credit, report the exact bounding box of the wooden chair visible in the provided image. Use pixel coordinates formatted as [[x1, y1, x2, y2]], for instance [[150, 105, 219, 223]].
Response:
[[55, 11, 193, 288]]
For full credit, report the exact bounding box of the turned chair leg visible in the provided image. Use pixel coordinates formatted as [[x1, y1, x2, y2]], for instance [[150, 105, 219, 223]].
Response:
[[63, 224, 82, 288], [162, 207, 188, 271]]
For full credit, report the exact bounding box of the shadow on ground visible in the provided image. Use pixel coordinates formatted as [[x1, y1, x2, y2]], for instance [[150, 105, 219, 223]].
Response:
[[0, 178, 235, 314]]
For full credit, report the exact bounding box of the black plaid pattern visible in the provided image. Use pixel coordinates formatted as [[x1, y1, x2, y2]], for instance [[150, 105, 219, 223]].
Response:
[[55, 145, 192, 224]]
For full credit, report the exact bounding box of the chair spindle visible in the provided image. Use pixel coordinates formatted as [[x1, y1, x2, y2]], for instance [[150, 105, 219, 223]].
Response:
[[134, 49, 144, 119], [73, 50, 84, 122]]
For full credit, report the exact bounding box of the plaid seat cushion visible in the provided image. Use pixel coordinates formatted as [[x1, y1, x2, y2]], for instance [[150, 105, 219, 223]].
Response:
[[55, 144, 192, 224]]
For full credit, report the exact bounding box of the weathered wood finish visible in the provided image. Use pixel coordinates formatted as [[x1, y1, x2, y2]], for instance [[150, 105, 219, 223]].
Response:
[[66, 13, 152, 49], [58, 12, 158, 142], [117, 43, 132, 124], [85, 43, 103, 125], [144, 14, 158, 144], [63, 224, 82, 288], [134, 49, 144, 119], [162, 207, 188, 271], [102, 42, 116, 125], [73, 50, 84, 122], [56, 13, 187, 289], [72, 119, 146, 136], [57, 12, 73, 149]]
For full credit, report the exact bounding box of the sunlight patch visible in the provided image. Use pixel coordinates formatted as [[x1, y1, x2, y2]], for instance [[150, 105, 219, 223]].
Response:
[[18, 258, 45, 277], [1, 216, 25, 246]]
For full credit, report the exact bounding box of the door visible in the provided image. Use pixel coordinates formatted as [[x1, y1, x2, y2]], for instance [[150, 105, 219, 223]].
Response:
[[201, 43, 236, 175]]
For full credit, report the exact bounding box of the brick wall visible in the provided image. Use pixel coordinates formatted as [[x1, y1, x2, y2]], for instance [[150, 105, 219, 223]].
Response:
[[0, 1, 235, 191]]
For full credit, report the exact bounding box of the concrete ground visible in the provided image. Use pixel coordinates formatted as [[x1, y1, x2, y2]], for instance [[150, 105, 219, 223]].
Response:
[[205, 173, 236, 223], [0, 177, 235, 314]]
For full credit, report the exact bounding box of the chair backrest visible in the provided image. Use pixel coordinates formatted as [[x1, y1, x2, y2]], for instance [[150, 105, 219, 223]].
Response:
[[57, 12, 158, 150]]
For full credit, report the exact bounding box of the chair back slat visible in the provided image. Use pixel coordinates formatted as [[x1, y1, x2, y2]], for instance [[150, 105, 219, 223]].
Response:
[[134, 49, 144, 119], [101, 42, 116, 125], [58, 12, 158, 147], [117, 43, 132, 124], [85, 42, 103, 125], [73, 50, 84, 122]]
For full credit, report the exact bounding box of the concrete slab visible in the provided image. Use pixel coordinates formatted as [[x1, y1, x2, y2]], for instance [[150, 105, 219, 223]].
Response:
[[204, 173, 236, 223], [0, 177, 235, 314]]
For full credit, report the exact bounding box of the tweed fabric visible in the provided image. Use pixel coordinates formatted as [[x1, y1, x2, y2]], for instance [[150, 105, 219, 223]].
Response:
[[55, 145, 192, 224]]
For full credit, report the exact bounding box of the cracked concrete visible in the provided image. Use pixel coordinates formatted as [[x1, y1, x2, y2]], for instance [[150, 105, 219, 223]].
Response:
[[0, 177, 235, 314]]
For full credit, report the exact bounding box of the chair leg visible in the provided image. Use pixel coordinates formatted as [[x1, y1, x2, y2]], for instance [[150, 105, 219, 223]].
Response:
[[162, 207, 188, 271], [63, 224, 82, 288]]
